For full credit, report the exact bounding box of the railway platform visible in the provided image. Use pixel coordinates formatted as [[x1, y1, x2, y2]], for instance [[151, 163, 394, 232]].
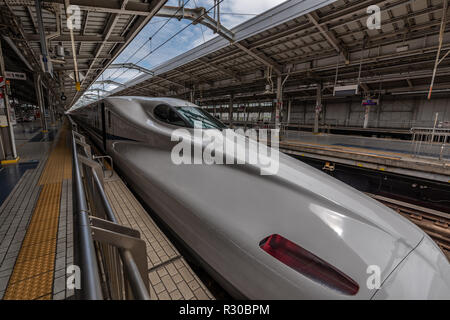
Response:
[[280, 131, 450, 183], [0, 120, 213, 300]]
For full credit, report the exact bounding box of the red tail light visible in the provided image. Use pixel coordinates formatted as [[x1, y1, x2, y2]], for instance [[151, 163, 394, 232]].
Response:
[[259, 234, 359, 295]]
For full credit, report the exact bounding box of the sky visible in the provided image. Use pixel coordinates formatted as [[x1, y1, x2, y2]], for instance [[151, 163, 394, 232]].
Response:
[[77, 0, 286, 107]]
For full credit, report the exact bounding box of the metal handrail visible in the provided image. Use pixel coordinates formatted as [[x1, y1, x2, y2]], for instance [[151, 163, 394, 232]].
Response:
[[68, 115, 150, 300], [91, 170, 150, 300], [410, 126, 450, 160], [71, 124, 104, 300], [93, 155, 114, 178]]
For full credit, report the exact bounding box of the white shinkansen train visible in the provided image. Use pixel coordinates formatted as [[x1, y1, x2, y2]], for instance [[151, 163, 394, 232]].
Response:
[[70, 96, 450, 300]]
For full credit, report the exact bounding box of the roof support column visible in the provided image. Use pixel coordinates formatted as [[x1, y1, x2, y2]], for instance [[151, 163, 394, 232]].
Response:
[[34, 73, 48, 132], [275, 75, 283, 143], [375, 97, 382, 128], [35, 0, 52, 73], [363, 103, 370, 129], [48, 90, 56, 126], [314, 83, 322, 134], [228, 94, 234, 128], [287, 99, 292, 124], [275, 75, 282, 130], [0, 39, 18, 162]]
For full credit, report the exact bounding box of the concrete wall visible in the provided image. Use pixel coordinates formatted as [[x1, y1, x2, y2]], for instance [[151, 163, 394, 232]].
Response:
[[287, 96, 450, 129]]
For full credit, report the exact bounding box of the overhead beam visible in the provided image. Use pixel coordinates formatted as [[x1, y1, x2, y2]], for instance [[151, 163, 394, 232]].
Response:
[[152, 75, 187, 90], [66, 54, 112, 60], [154, 5, 282, 75], [109, 63, 153, 74], [25, 34, 125, 43], [174, 68, 213, 87], [54, 65, 103, 71], [307, 12, 349, 64], [76, 1, 127, 99], [11, 0, 157, 15], [156, 6, 235, 41], [407, 79, 413, 87], [81, 10, 90, 35], [155, 5, 281, 76], [234, 42, 282, 74], [68, 0, 167, 107], [94, 80, 125, 87], [360, 83, 370, 92], [199, 57, 240, 81], [26, 6, 39, 34]]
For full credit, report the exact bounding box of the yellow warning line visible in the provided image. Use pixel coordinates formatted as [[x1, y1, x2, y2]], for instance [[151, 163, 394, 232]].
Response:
[[39, 129, 72, 185], [3, 124, 71, 300], [1, 157, 20, 165]]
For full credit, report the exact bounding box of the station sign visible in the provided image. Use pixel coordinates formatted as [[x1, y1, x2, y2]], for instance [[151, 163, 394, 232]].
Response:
[[5, 71, 26, 80], [362, 98, 378, 106]]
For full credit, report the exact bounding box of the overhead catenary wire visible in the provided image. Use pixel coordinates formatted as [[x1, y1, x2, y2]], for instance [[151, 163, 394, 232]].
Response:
[[109, 0, 226, 85], [134, 0, 226, 66], [106, 0, 193, 83], [81, 0, 227, 105]]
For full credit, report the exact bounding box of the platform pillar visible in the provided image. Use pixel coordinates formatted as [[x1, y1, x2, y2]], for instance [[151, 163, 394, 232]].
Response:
[[0, 38, 18, 162], [363, 104, 370, 128], [286, 100, 292, 123], [48, 91, 56, 126], [34, 73, 48, 132], [314, 83, 322, 134], [275, 75, 282, 131], [228, 94, 233, 128], [376, 97, 382, 128]]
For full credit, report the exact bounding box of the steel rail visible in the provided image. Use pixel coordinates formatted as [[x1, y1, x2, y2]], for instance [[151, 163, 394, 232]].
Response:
[[368, 193, 450, 261]]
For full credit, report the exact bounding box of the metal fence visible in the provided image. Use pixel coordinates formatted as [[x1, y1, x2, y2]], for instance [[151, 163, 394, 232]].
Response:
[[69, 116, 150, 300], [410, 127, 450, 160]]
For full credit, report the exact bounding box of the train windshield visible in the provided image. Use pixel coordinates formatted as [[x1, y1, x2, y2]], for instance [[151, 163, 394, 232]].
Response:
[[175, 106, 227, 129]]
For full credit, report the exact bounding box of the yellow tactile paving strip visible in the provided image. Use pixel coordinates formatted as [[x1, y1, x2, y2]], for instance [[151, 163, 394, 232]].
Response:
[[38, 129, 72, 185], [3, 125, 71, 300]]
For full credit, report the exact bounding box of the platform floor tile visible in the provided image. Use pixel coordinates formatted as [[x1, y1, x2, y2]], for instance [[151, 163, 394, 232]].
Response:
[[104, 178, 214, 300], [1, 124, 72, 300]]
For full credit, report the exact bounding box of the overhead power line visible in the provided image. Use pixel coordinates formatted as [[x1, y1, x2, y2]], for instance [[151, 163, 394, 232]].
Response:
[[110, 0, 226, 85], [106, 0, 193, 83]]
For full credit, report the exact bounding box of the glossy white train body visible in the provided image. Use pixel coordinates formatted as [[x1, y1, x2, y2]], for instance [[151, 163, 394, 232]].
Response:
[[70, 96, 450, 299]]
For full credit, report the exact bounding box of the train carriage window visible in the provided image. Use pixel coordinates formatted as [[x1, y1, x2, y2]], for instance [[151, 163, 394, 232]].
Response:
[[175, 106, 227, 129], [108, 110, 111, 128], [154, 104, 226, 129], [154, 104, 186, 127]]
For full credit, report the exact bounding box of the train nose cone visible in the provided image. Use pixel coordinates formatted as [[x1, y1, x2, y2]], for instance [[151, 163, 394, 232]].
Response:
[[372, 235, 450, 299]]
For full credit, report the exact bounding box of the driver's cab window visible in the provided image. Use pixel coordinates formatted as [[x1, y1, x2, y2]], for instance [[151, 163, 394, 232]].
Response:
[[154, 104, 185, 126]]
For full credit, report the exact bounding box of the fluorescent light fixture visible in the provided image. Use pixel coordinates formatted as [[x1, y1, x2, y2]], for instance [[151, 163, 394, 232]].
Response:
[[334, 84, 359, 96]]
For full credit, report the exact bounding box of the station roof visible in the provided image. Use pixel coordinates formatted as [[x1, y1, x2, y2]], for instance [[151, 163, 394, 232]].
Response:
[[0, 0, 167, 109], [2, 0, 448, 109], [107, 0, 450, 105]]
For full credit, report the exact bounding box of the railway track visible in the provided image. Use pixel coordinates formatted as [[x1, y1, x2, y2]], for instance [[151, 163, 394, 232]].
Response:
[[368, 193, 450, 262]]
